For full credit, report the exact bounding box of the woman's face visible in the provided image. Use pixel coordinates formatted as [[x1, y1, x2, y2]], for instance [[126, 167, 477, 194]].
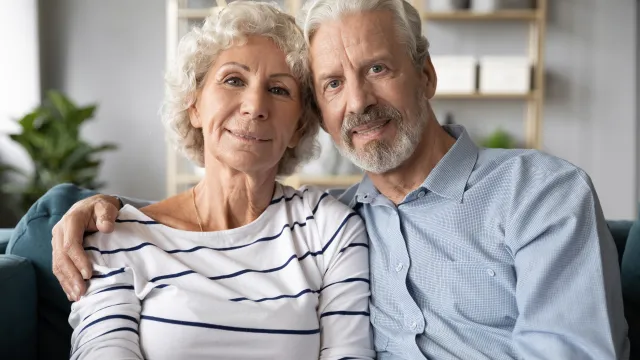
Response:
[[189, 35, 303, 176]]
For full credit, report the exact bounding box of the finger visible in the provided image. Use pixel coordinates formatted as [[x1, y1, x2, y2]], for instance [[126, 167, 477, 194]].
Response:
[[94, 199, 118, 233], [67, 240, 93, 281], [53, 260, 75, 299], [53, 249, 86, 300]]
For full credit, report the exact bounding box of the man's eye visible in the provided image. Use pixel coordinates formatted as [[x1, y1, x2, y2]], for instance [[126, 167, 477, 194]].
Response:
[[370, 64, 386, 74], [327, 80, 341, 89]]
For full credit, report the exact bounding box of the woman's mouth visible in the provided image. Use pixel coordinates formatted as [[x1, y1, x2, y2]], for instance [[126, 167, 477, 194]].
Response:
[[227, 129, 270, 142]]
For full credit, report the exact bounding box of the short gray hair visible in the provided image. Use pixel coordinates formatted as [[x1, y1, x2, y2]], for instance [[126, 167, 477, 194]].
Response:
[[298, 0, 429, 69], [162, 1, 319, 176]]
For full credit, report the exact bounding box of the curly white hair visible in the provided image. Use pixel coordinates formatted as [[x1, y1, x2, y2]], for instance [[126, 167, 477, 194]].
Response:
[[161, 1, 319, 176]]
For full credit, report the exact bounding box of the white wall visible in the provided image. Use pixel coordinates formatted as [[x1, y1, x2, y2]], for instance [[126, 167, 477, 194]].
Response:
[[428, 0, 638, 219], [0, 0, 39, 172], [39, 0, 167, 201]]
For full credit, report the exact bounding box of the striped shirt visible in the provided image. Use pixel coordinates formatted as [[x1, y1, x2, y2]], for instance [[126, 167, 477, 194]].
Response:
[[68, 184, 375, 360], [335, 125, 629, 359]]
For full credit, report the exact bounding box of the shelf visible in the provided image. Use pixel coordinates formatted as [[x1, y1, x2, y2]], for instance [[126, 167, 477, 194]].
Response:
[[433, 92, 535, 100], [422, 10, 539, 22], [178, 8, 214, 19], [176, 173, 364, 188]]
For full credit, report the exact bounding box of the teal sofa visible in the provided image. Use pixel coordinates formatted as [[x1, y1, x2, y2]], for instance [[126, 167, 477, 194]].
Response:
[[0, 183, 639, 360]]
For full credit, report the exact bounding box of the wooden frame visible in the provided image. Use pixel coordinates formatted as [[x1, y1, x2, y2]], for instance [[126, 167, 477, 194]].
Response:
[[417, 0, 548, 149]]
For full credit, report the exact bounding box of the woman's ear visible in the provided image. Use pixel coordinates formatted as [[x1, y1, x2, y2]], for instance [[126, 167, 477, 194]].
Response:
[[287, 121, 305, 149], [188, 101, 202, 129]]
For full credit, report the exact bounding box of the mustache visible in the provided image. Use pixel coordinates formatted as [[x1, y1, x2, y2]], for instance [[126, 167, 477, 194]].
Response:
[[341, 105, 402, 136]]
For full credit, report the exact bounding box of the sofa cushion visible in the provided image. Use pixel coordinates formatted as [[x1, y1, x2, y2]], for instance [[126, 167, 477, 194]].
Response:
[[0, 255, 37, 360], [7, 183, 97, 360]]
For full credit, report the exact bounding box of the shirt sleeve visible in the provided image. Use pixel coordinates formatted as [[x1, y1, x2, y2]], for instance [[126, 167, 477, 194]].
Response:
[[68, 234, 143, 360], [506, 168, 630, 359], [307, 190, 376, 360]]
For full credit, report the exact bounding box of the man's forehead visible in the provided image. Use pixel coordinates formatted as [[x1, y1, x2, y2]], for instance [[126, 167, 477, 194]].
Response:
[[309, 11, 395, 67]]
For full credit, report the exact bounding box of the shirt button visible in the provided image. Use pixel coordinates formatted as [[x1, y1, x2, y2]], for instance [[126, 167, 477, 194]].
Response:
[[486, 269, 495, 277], [417, 191, 426, 198], [410, 321, 418, 330], [395, 263, 404, 272]]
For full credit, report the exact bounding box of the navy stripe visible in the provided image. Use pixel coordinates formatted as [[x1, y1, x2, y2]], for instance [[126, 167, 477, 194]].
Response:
[[96, 285, 134, 294], [141, 315, 319, 335], [115, 219, 158, 225], [149, 213, 361, 284], [82, 302, 129, 322], [85, 242, 155, 255], [339, 242, 369, 253], [209, 254, 298, 281], [155, 284, 169, 289], [91, 268, 125, 279], [79, 314, 138, 335], [320, 277, 370, 292], [322, 212, 359, 253], [338, 358, 359, 360], [320, 311, 370, 318], [230, 288, 319, 303], [312, 192, 330, 214], [150, 270, 196, 283], [270, 188, 309, 205], [85, 215, 315, 255], [99, 326, 139, 337], [73, 327, 139, 355]]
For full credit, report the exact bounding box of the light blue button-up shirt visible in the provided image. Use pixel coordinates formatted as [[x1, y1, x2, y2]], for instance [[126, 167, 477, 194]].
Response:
[[336, 125, 629, 360]]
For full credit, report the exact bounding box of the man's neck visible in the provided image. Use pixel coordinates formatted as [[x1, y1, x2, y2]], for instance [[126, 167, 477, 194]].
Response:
[[367, 121, 456, 204]]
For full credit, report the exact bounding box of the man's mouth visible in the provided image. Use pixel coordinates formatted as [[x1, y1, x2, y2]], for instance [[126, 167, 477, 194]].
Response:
[[351, 119, 391, 135], [227, 129, 270, 142]]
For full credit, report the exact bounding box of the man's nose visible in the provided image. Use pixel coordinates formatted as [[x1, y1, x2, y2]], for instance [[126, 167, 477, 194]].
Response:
[[345, 79, 376, 115]]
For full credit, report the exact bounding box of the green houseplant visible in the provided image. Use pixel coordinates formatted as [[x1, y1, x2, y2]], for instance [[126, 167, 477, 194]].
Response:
[[480, 128, 516, 149], [3, 90, 117, 214]]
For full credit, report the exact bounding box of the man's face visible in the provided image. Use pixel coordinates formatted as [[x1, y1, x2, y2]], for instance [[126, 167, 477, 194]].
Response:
[[309, 10, 437, 174]]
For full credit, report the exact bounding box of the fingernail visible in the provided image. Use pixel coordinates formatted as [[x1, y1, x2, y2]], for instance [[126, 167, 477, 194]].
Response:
[[81, 269, 90, 279], [73, 284, 81, 297]]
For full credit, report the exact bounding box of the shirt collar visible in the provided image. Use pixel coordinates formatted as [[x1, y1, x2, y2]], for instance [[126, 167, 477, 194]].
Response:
[[353, 125, 478, 205]]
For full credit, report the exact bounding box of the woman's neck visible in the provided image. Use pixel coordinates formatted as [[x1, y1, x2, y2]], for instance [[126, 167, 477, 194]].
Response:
[[193, 165, 277, 231]]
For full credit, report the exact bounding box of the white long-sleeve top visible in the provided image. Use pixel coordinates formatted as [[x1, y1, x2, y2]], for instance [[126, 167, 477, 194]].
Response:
[[68, 184, 374, 360]]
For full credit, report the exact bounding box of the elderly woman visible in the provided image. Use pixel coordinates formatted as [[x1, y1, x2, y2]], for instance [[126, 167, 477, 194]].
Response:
[[67, 2, 373, 359]]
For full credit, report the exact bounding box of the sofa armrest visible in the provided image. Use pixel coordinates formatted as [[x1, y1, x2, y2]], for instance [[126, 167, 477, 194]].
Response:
[[0, 229, 13, 254], [0, 255, 37, 360]]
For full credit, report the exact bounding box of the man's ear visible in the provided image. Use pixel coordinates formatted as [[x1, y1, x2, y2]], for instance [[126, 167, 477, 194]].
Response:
[[188, 101, 202, 129], [422, 55, 437, 100]]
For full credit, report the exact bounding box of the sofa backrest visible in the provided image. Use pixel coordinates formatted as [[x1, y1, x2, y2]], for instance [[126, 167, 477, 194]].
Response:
[[7, 184, 97, 360]]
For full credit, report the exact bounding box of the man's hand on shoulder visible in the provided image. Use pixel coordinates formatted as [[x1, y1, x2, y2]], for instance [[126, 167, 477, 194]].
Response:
[[51, 194, 121, 302]]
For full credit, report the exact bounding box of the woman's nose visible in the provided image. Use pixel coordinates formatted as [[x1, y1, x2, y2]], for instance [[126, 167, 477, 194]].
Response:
[[240, 87, 269, 120]]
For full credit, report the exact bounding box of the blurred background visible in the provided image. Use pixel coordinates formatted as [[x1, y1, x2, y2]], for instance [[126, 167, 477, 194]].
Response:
[[0, 0, 638, 226]]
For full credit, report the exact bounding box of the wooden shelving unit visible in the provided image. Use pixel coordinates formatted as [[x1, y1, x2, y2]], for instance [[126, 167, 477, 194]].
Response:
[[417, 0, 548, 150], [165, 0, 548, 196]]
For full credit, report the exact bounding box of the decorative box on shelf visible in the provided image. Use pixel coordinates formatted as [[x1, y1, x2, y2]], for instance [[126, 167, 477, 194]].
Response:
[[430, 55, 477, 95], [470, 0, 534, 12], [478, 56, 532, 95]]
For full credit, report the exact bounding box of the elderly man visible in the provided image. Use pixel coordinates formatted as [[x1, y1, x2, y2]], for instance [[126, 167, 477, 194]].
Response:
[[51, 0, 628, 359]]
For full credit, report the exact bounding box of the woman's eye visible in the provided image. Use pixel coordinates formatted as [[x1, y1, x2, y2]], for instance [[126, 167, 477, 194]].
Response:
[[225, 77, 244, 86], [370, 64, 386, 74], [270, 87, 290, 96]]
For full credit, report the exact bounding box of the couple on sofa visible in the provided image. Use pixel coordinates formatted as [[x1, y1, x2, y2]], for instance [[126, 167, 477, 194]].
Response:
[[51, 0, 630, 359]]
